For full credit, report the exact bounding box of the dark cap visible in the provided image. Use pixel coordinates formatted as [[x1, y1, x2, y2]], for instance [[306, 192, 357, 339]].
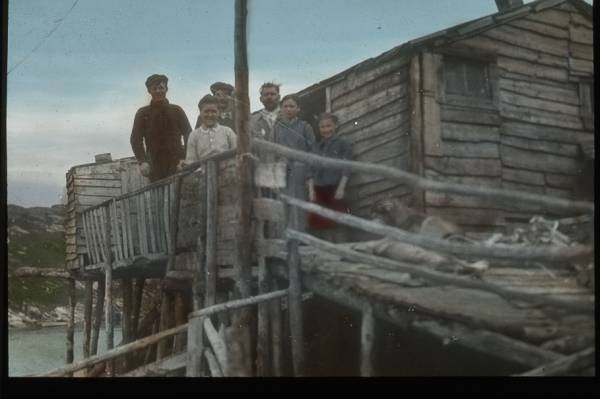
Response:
[[210, 81, 234, 94], [145, 74, 168, 89]]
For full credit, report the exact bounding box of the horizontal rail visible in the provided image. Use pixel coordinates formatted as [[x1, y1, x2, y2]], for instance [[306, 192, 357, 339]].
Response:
[[279, 194, 594, 262], [81, 149, 237, 213], [516, 347, 595, 376], [287, 229, 594, 314], [252, 139, 594, 215], [188, 289, 289, 319], [280, 194, 593, 262], [34, 288, 289, 377], [35, 323, 189, 377]]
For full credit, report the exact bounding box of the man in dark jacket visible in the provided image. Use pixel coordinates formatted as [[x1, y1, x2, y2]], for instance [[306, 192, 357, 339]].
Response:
[[130, 74, 192, 182], [194, 81, 235, 130]]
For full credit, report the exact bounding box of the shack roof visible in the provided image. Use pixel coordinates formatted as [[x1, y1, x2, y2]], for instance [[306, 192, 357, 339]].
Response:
[[297, 0, 593, 97]]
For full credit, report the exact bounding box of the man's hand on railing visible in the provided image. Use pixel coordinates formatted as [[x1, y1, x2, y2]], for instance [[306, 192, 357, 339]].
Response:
[[139, 162, 151, 177], [177, 159, 187, 172]]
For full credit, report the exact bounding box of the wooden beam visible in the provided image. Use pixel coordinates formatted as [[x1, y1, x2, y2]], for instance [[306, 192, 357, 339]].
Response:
[[234, 0, 254, 377], [280, 194, 593, 264], [251, 139, 593, 215], [409, 54, 425, 212], [204, 348, 224, 377], [131, 277, 145, 339], [83, 281, 93, 360], [516, 347, 594, 376], [234, 0, 253, 297], [186, 316, 205, 377], [286, 202, 305, 377], [66, 278, 76, 374], [91, 279, 105, 356], [205, 160, 218, 307], [14, 267, 71, 278], [256, 220, 271, 376], [167, 177, 182, 271], [102, 206, 114, 376], [360, 304, 375, 376], [203, 318, 229, 376]]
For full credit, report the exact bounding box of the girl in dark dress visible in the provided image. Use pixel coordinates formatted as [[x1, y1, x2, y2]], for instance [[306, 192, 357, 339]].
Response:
[[307, 113, 353, 240]]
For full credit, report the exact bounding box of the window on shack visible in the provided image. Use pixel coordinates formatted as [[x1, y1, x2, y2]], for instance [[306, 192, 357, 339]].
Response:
[[443, 56, 492, 100]]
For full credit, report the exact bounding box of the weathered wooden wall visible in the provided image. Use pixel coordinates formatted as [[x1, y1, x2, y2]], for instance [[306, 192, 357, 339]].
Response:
[[436, 2, 594, 225], [65, 158, 148, 270], [327, 55, 413, 218], [177, 157, 240, 266]]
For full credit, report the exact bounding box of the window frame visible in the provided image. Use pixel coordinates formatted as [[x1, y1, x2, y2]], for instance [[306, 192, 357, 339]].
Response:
[[436, 47, 499, 111]]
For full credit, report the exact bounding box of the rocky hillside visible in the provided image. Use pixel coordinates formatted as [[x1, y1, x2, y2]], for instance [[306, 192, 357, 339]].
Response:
[[7, 204, 81, 327]]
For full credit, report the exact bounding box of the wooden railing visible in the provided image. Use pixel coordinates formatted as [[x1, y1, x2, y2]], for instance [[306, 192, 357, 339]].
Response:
[[251, 138, 594, 376], [78, 150, 237, 269]]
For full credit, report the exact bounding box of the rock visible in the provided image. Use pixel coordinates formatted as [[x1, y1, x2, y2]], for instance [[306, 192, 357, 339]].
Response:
[[26, 305, 42, 318]]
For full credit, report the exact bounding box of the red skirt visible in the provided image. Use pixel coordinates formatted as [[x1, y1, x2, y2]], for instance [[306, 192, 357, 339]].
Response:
[[307, 185, 350, 230]]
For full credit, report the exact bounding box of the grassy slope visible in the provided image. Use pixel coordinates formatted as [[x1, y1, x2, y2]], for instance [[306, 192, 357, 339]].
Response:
[[7, 225, 68, 311]]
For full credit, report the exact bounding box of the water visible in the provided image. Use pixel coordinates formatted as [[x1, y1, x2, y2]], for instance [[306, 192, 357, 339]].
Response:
[[8, 326, 123, 376]]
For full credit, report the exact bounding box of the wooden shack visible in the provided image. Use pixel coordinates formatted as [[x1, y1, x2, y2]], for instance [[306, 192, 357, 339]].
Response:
[[65, 155, 150, 271], [43, 0, 593, 378], [297, 0, 594, 229]]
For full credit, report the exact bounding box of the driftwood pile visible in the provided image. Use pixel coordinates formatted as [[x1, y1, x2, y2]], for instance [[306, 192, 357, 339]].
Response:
[[352, 212, 594, 289]]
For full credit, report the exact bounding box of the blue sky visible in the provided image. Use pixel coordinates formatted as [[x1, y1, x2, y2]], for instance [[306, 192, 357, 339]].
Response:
[[6, 0, 587, 206]]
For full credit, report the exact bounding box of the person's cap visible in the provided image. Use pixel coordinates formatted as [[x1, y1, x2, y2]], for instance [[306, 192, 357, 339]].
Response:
[[210, 81, 234, 94], [145, 74, 168, 89]]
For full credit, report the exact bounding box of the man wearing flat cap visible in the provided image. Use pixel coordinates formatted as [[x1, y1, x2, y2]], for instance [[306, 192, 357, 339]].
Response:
[[130, 74, 192, 182], [194, 81, 236, 131]]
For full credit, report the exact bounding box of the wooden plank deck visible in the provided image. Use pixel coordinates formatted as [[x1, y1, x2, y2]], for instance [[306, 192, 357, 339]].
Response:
[[284, 243, 594, 366]]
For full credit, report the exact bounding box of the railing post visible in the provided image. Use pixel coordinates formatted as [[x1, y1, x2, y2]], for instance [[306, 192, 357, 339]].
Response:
[[360, 304, 375, 376], [103, 205, 114, 376], [167, 177, 182, 271], [186, 315, 206, 377], [286, 204, 305, 376], [205, 160, 218, 308], [66, 276, 76, 376], [83, 280, 93, 361]]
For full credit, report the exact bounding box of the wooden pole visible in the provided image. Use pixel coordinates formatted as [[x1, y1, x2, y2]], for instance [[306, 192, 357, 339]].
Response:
[[205, 160, 218, 307], [256, 220, 271, 376], [286, 205, 305, 376], [167, 177, 182, 271], [14, 267, 71, 278], [122, 278, 133, 370], [269, 277, 283, 376], [131, 277, 145, 339], [234, 0, 255, 377], [66, 277, 76, 374], [360, 304, 375, 376], [91, 278, 105, 356], [186, 315, 205, 377], [516, 347, 595, 376], [83, 280, 93, 360], [157, 290, 172, 360], [103, 205, 115, 376]]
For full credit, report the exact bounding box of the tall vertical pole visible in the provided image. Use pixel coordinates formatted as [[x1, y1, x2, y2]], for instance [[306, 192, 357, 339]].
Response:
[[234, 0, 252, 300], [234, 0, 254, 376]]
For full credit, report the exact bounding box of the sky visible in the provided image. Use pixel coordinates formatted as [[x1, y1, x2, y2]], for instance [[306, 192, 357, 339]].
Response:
[[5, 0, 590, 207]]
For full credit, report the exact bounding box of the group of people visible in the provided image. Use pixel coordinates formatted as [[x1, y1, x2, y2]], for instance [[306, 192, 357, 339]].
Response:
[[130, 73, 353, 237]]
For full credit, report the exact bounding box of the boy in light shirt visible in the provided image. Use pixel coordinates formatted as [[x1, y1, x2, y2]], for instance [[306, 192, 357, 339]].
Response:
[[181, 94, 237, 167]]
